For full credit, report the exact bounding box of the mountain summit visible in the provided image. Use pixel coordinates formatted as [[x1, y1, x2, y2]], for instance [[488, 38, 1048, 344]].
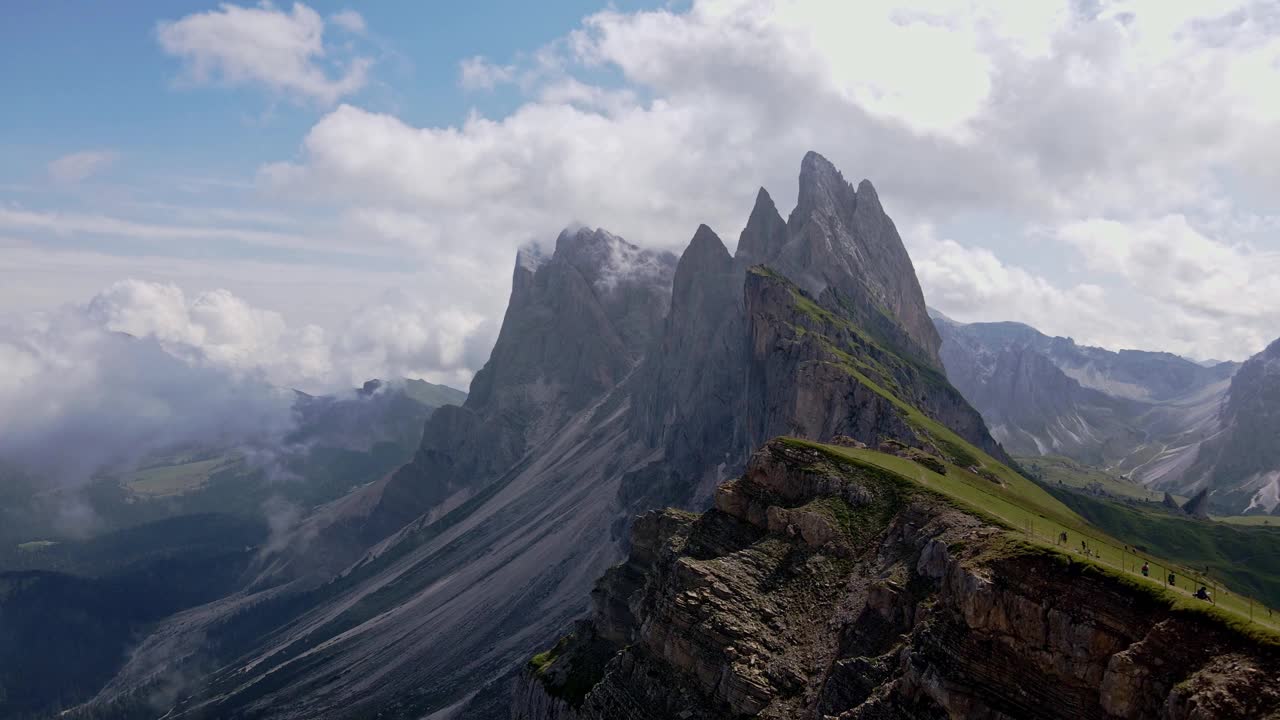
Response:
[[740, 152, 942, 369]]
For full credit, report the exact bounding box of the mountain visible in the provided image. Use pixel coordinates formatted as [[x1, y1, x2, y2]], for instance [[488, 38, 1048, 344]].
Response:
[[932, 314, 1252, 509], [73, 153, 1006, 719], [400, 378, 467, 408], [1179, 338, 1280, 513], [514, 440, 1280, 719]]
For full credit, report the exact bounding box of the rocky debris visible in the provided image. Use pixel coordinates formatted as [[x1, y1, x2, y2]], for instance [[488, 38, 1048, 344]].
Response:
[[516, 439, 1280, 720], [831, 435, 868, 449], [1183, 488, 1213, 519]]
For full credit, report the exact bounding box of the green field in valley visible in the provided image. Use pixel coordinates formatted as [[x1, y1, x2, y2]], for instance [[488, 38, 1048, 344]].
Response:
[[122, 454, 238, 497], [1018, 454, 1183, 504]]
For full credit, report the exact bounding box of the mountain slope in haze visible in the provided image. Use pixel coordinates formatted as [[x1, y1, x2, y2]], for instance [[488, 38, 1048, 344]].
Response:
[[0, 377, 460, 558], [0, 380, 461, 719], [932, 313, 1256, 510], [76, 153, 1006, 720]]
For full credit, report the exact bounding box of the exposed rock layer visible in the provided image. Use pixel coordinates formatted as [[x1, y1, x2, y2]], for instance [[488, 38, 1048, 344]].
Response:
[[516, 441, 1280, 720]]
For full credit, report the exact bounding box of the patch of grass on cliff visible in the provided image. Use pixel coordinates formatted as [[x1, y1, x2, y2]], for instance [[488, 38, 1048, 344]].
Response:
[[809, 493, 904, 548], [526, 631, 613, 708]]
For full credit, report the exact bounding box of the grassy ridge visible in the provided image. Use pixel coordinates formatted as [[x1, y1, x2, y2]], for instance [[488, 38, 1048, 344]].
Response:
[[1049, 487, 1280, 609], [792, 438, 1280, 642]]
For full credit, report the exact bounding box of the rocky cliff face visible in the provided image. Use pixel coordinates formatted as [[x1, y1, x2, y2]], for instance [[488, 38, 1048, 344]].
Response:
[[1182, 337, 1280, 514], [625, 157, 991, 510], [934, 313, 1244, 507], [515, 441, 1280, 720], [757, 152, 942, 370], [363, 228, 678, 541], [79, 154, 1011, 720]]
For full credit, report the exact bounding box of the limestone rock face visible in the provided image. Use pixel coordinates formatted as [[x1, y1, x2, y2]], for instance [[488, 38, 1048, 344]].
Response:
[[1182, 336, 1280, 513], [364, 227, 678, 540], [626, 167, 1005, 510], [763, 152, 943, 370], [516, 440, 1280, 720]]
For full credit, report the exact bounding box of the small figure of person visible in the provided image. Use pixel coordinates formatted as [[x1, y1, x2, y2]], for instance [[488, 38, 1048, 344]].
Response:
[[1168, 572, 1176, 587], [1195, 586, 1212, 603], [1141, 562, 1149, 578]]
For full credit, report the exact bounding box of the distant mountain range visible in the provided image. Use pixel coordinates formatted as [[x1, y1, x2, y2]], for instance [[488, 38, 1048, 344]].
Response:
[[933, 312, 1280, 515]]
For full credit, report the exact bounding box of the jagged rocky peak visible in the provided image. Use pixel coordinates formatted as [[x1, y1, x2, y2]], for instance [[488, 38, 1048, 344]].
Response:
[[551, 225, 677, 296], [735, 187, 786, 266], [680, 224, 733, 275], [669, 224, 736, 325], [740, 151, 943, 370], [793, 149, 858, 222], [365, 225, 678, 542], [472, 225, 677, 410], [1181, 334, 1280, 513]]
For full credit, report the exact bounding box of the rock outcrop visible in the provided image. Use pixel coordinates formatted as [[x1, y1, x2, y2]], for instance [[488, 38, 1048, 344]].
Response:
[[515, 440, 1280, 720], [1181, 337, 1280, 514], [363, 227, 678, 541]]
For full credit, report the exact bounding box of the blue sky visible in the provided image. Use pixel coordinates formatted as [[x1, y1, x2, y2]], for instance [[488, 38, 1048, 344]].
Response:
[[1, 1, 656, 169], [2, 1, 1279, 393]]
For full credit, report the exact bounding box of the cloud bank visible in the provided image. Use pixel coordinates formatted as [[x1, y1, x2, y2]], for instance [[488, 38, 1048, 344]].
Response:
[[0, 278, 483, 500], [255, 0, 1280, 362]]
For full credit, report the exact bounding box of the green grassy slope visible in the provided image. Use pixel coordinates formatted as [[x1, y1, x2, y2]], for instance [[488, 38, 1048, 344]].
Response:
[[1020, 454, 1182, 504], [1048, 487, 1280, 610], [1015, 453, 1280, 609], [792, 438, 1280, 642], [747, 266, 1279, 637]]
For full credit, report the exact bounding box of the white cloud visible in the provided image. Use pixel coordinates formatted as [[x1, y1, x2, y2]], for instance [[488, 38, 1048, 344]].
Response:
[[51, 279, 483, 394], [156, 2, 372, 105], [256, 0, 1280, 362], [1057, 215, 1280, 358], [459, 56, 516, 90], [329, 9, 366, 34], [0, 206, 381, 255], [907, 224, 1122, 345], [47, 150, 119, 183], [0, 303, 296, 496]]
